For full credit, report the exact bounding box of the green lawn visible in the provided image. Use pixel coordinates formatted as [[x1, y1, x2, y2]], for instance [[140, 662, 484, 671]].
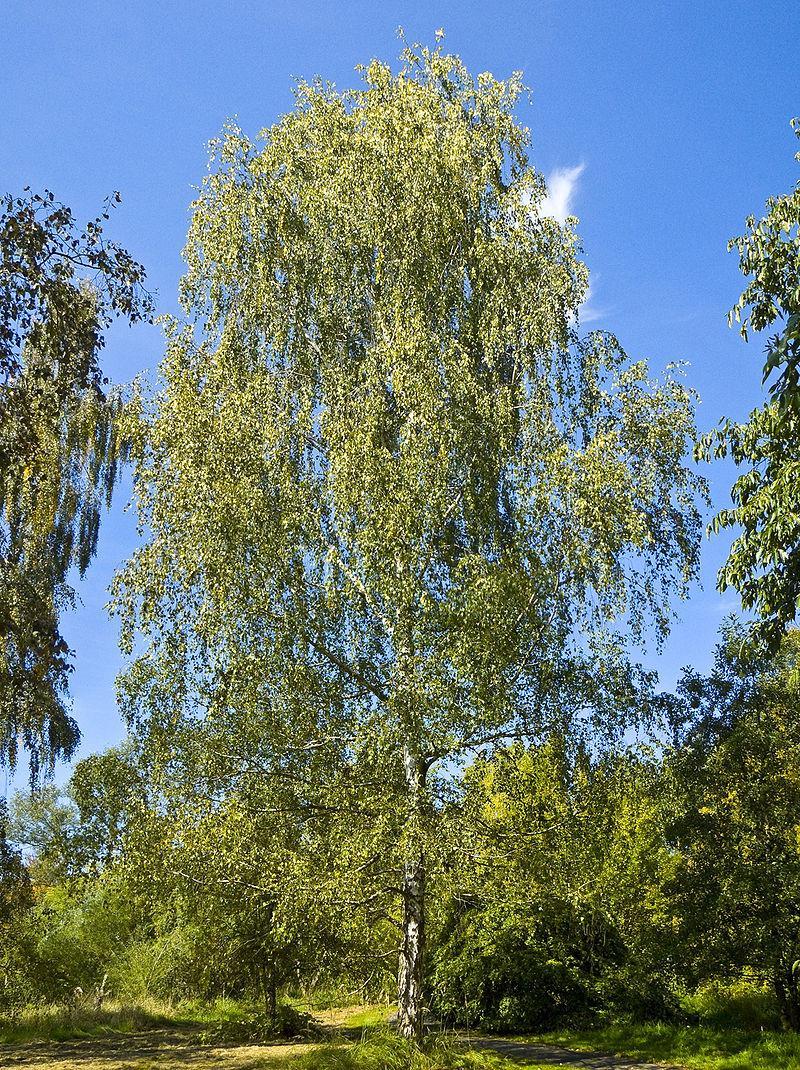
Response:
[[534, 1022, 800, 1069], [5, 1002, 800, 1070]]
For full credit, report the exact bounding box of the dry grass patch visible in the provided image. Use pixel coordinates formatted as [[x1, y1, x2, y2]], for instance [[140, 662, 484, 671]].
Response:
[[0, 1029, 323, 1070]]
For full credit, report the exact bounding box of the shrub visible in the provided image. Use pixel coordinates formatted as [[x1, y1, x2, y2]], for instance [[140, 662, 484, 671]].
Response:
[[429, 899, 675, 1032], [195, 1001, 317, 1043], [682, 979, 781, 1030]]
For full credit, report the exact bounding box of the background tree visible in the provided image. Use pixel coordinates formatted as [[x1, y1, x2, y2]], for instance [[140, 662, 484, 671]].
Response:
[[117, 725, 365, 1015], [7, 784, 79, 887], [0, 799, 35, 1004], [431, 736, 676, 1031], [0, 189, 152, 777], [114, 41, 704, 1038], [8, 743, 142, 882], [68, 745, 143, 872], [700, 119, 800, 650], [665, 624, 800, 1029]]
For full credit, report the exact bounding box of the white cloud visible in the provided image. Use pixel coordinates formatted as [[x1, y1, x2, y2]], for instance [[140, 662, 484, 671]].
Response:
[[540, 163, 585, 224], [525, 161, 602, 324], [713, 596, 741, 615], [578, 279, 605, 325]]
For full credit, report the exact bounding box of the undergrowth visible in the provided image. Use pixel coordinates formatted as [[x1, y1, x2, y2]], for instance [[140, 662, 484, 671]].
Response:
[[0, 995, 281, 1044]]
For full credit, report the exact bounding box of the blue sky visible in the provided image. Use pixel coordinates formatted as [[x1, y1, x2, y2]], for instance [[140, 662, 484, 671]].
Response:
[[2, 0, 799, 786]]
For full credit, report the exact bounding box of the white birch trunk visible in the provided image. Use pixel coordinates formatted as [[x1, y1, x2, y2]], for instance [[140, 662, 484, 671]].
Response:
[[397, 746, 426, 1040], [397, 852, 426, 1039]]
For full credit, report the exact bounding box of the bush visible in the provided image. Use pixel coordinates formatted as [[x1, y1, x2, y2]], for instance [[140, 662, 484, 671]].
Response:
[[590, 967, 680, 1024], [430, 904, 591, 1031], [107, 926, 204, 1001], [195, 1001, 318, 1043], [429, 899, 675, 1032], [682, 980, 781, 1030]]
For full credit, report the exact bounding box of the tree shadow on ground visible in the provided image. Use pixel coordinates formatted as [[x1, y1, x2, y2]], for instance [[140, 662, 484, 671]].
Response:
[[468, 1036, 686, 1069]]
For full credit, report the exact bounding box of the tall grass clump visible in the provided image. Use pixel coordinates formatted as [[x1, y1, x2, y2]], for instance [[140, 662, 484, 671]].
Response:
[[0, 998, 177, 1044], [683, 981, 781, 1031], [291, 1030, 510, 1069]]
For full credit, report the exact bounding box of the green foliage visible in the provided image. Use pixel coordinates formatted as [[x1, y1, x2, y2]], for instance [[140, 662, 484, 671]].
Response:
[[4, 742, 366, 1011], [664, 626, 800, 1027], [112, 38, 703, 1035], [67, 745, 143, 872], [8, 743, 143, 881], [432, 903, 677, 1032], [0, 188, 150, 469], [683, 981, 781, 1032], [0, 800, 35, 1008], [430, 740, 677, 1031], [25, 875, 142, 1000], [432, 903, 603, 1031], [7, 628, 800, 1037], [115, 757, 363, 1004], [104, 925, 203, 1002], [700, 118, 800, 651], [0, 189, 152, 778]]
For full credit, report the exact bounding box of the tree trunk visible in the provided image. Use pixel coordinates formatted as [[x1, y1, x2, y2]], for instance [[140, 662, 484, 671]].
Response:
[[775, 963, 800, 1031], [397, 745, 426, 1041], [397, 852, 426, 1040], [258, 964, 277, 1022]]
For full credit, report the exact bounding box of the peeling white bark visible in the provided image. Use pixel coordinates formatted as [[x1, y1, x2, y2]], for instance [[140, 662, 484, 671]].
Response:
[[397, 747, 426, 1040], [397, 852, 426, 1039]]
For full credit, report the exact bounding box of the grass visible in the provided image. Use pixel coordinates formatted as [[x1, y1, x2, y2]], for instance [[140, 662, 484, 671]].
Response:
[[282, 1031, 562, 1068], [7, 999, 800, 1069], [0, 995, 272, 1044], [0, 1020, 563, 1070], [0, 998, 178, 1044], [535, 1021, 800, 1069], [332, 1005, 394, 1029]]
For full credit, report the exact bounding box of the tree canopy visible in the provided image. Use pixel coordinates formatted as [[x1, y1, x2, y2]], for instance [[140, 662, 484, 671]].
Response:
[[665, 625, 800, 1028], [0, 189, 152, 777], [700, 118, 800, 650], [113, 41, 705, 1038]]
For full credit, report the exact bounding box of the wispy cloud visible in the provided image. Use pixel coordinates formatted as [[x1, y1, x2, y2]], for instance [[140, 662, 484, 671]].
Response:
[[540, 163, 585, 224], [527, 162, 604, 324], [713, 596, 741, 615], [578, 278, 606, 325]]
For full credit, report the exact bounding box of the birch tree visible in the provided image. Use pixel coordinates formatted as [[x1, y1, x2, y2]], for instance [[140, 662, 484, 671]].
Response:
[[114, 41, 704, 1039], [0, 190, 151, 776]]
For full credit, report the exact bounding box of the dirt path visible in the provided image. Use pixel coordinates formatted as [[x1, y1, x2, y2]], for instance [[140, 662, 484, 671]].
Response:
[[468, 1036, 686, 1069], [0, 1028, 317, 1070], [0, 1026, 687, 1070]]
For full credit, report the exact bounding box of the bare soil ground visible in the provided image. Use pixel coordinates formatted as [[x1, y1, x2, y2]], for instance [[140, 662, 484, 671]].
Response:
[[469, 1036, 685, 1068], [0, 1026, 321, 1070], [0, 1011, 687, 1070]]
